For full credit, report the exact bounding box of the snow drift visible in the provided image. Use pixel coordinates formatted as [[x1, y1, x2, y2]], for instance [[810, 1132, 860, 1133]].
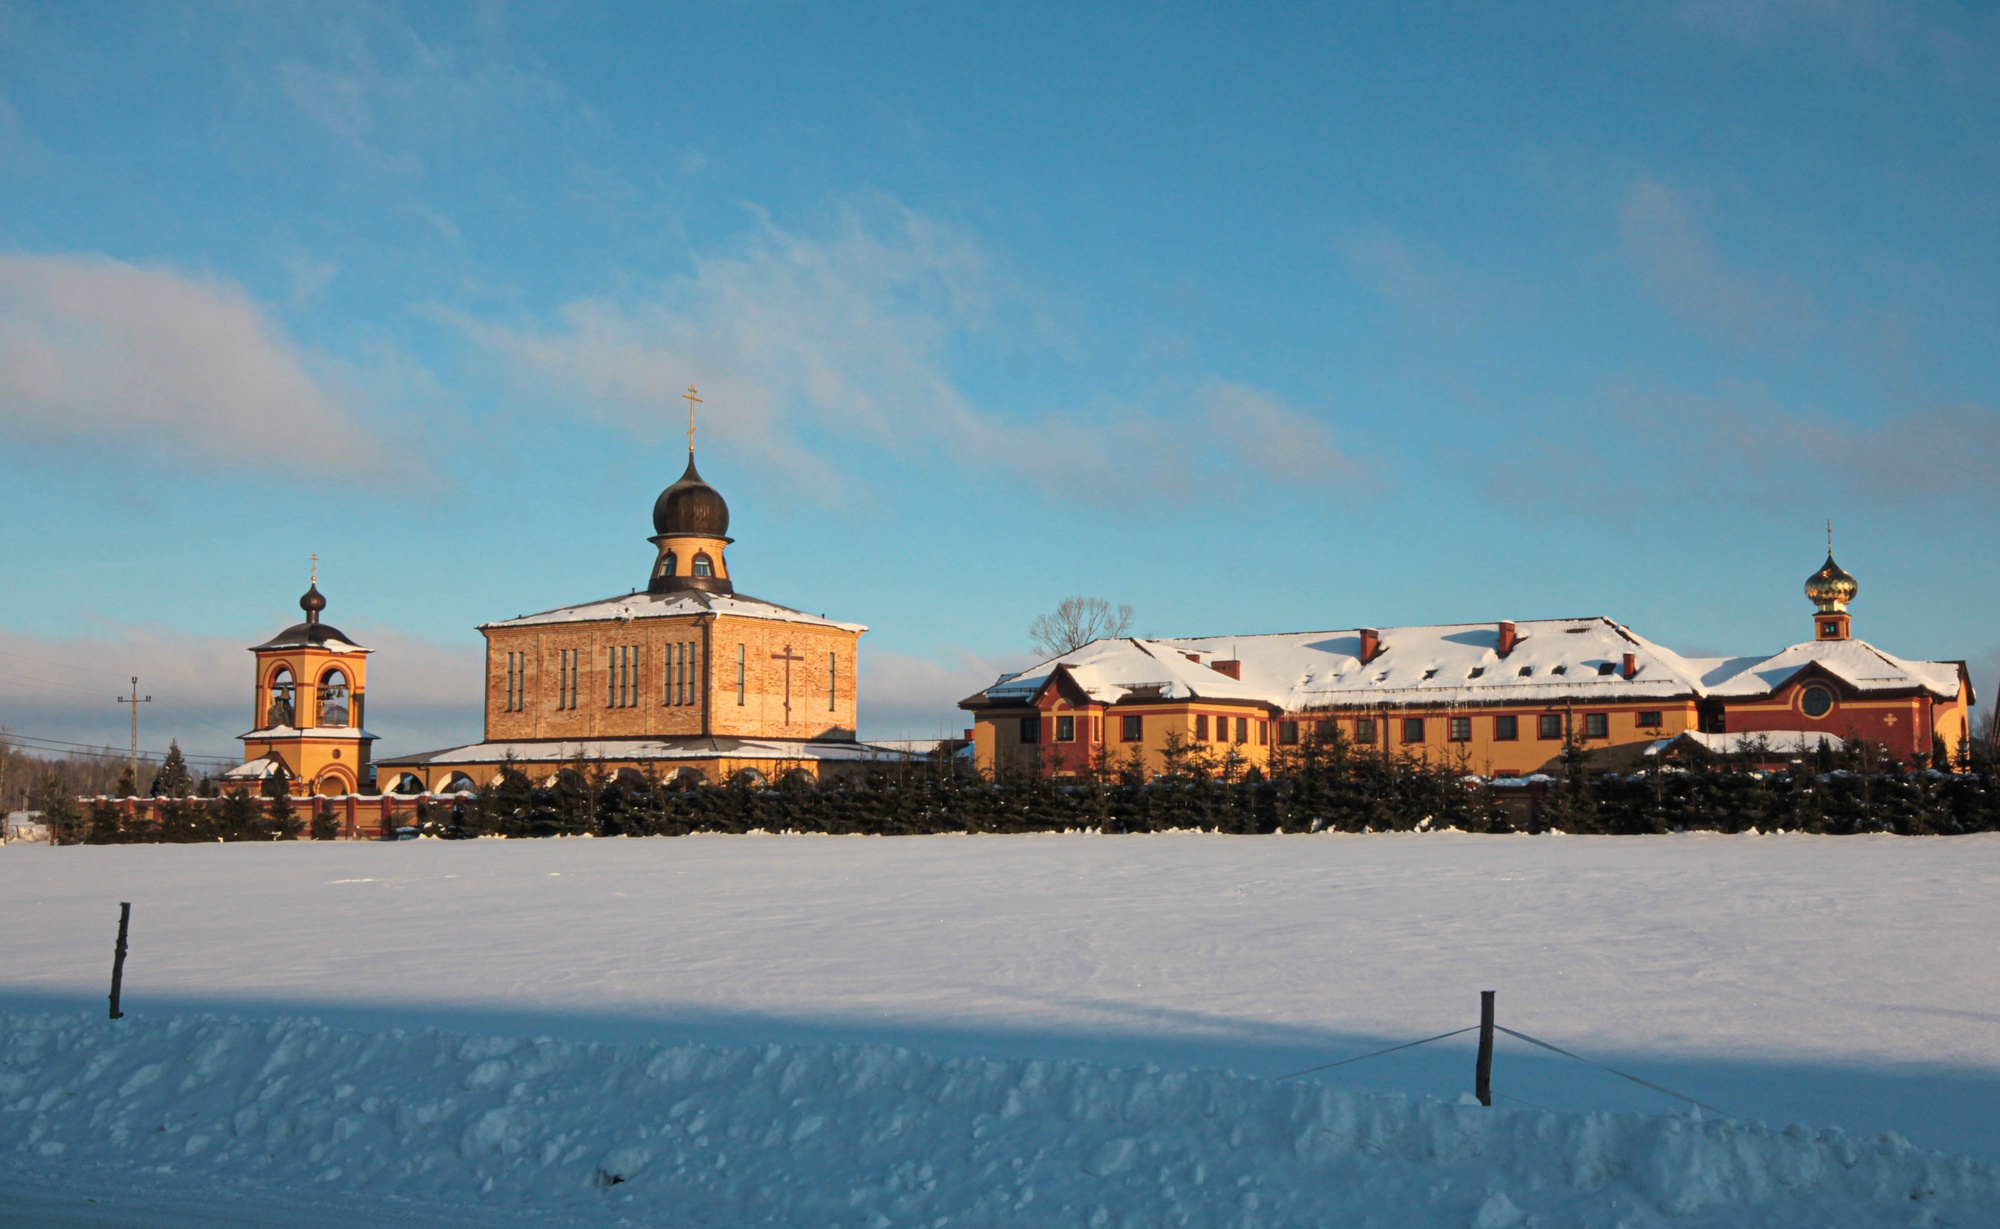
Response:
[[4, 1011, 1994, 1228]]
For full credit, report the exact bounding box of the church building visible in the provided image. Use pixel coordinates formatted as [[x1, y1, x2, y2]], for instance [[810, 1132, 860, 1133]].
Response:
[[961, 551, 1976, 780], [372, 416, 896, 792]]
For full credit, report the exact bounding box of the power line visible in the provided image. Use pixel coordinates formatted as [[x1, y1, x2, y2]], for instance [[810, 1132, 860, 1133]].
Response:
[[1, 731, 236, 765]]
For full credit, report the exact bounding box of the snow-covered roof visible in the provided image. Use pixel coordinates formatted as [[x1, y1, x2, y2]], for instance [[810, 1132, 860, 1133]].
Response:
[[377, 736, 921, 768], [221, 756, 280, 780], [481, 588, 865, 634], [1695, 638, 1962, 700], [963, 619, 1965, 712], [1646, 731, 1849, 757], [239, 725, 377, 741]]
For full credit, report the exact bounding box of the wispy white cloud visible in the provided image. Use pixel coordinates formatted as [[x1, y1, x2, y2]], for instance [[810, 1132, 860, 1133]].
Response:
[[1618, 176, 1815, 349], [1486, 378, 2000, 517], [457, 201, 1375, 503], [0, 251, 403, 479], [1199, 379, 1372, 488], [266, 2, 564, 174], [1338, 228, 1506, 335], [859, 645, 1025, 741]]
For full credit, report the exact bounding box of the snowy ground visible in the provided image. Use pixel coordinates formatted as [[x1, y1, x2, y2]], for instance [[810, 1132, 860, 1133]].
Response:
[[4, 831, 1999, 1226]]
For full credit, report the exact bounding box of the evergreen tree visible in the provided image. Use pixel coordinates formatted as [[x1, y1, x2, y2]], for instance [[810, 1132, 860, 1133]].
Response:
[[85, 798, 124, 844], [114, 764, 138, 799], [311, 800, 340, 841], [29, 770, 84, 844], [216, 788, 263, 841], [150, 741, 194, 798], [264, 785, 302, 840]]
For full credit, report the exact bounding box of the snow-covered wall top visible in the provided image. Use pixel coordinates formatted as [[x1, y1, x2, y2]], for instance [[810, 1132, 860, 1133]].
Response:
[[480, 588, 867, 634], [970, 618, 1962, 711]]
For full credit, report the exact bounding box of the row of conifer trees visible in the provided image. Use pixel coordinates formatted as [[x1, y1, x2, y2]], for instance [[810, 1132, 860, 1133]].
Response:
[[39, 728, 2000, 843]]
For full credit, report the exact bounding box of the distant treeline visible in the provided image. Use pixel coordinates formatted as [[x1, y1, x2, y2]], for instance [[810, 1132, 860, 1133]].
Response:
[[39, 729, 2000, 844]]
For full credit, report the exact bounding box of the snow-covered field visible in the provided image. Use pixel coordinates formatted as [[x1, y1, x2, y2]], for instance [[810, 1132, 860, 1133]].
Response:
[[4, 832, 1999, 1226]]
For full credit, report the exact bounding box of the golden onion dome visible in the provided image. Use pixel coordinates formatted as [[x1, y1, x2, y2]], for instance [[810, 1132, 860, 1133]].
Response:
[[1804, 553, 1858, 612]]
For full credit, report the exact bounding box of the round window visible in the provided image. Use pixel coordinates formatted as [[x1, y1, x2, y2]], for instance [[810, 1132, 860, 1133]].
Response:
[[1801, 686, 1833, 718]]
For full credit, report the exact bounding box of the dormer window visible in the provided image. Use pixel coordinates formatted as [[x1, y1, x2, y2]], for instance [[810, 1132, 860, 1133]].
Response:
[[693, 553, 714, 577], [1468, 667, 1484, 679], [1596, 662, 1616, 676], [1422, 668, 1438, 680], [1374, 671, 1389, 682], [1517, 666, 1533, 677], [1551, 665, 1568, 675]]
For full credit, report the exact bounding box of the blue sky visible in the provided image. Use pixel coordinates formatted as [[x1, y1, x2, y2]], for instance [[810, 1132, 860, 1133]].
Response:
[[1, 0, 1995, 766]]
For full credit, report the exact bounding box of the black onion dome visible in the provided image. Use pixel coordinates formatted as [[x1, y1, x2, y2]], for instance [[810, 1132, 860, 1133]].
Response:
[[652, 451, 730, 538], [300, 584, 328, 619]]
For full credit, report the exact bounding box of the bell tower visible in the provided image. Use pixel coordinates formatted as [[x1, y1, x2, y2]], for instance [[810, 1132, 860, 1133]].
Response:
[[236, 565, 376, 796]]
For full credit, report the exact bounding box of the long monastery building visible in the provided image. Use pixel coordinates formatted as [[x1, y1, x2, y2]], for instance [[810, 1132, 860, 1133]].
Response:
[[961, 553, 1975, 780]]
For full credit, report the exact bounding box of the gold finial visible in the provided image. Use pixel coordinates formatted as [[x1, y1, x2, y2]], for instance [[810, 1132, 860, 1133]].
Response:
[[1826, 519, 1832, 554], [683, 385, 702, 452], [310, 552, 318, 585]]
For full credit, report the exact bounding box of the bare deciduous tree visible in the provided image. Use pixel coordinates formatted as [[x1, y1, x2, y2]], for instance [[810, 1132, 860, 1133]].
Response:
[[1029, 596, 1135, 658]]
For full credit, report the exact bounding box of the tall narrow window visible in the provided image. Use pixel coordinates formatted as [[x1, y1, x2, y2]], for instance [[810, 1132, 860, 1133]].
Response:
[[736, 643, 746, 705], [687, 641, 697, 706], [608, 647, 619, 708], [670, 642, 683, 706], [556, 648, 581, 710], [1235, 716, 1248, 744], [1195, 714, 1208, 741], [1355, 717, 1377, 745], [1402, 716, 1425, 744], [694, 553, 714, 578], [829, 652, 837, 711]]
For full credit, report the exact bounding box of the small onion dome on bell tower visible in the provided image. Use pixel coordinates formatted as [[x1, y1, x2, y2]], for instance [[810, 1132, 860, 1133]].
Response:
[[1805, 553, 1857, 641], [647, 450, 735, 595], [300, 583, 328, 625]]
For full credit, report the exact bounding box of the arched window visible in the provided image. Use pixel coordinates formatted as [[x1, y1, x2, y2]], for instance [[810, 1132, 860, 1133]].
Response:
[[267, 668, 295, 727], [318, 669, 350, 727], [693, 553, 714, 577], [441, 772, 477, 794], [657, 551, 677, 578]]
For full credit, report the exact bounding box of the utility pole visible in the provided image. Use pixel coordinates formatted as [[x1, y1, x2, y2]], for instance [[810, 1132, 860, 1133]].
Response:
[[115, 678, 152, 786]]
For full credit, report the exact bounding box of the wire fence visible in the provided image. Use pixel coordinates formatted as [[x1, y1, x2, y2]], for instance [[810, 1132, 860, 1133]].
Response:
[[1274, 993, 1733, 1118]]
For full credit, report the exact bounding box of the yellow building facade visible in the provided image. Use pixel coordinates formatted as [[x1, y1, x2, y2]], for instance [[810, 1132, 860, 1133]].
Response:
[[374, 444, 901, 793], [223, 582, 376, 796], [964, 553, 1974, 780]]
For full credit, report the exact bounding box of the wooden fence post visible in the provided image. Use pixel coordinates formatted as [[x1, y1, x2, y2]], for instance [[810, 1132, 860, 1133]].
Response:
[[1475, 990, 1495, 1106], [108, 902, 132, 1020]]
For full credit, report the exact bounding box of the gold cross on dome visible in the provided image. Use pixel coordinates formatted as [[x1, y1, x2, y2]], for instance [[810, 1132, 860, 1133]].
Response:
[[310, 552, 318, 585], [683, 385, 702, 450]]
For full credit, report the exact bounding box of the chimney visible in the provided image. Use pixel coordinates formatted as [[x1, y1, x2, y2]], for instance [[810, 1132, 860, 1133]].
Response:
[[963, 728, 974, 742], [1210, 660, 1241, 680], [1622, 653, 1637, 680], [1496, 621, 1517, 656], [1359, 628, 1380, 663], [1183, 652, 1203, 665]]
